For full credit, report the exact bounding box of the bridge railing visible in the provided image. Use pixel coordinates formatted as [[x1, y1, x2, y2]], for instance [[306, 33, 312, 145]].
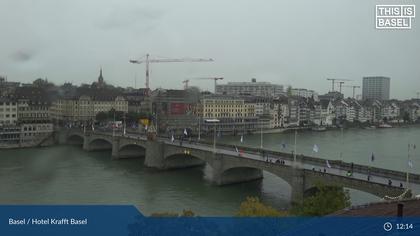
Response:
[[76, 130, 420, 185], [191, 139, 420, 184]]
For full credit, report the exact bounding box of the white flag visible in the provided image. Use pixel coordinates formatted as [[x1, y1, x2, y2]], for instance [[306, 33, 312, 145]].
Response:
[[409, 160, 413, 168], [145, 125, 148, 131], [326, 160, 331, 168], [313, 144, 319, 153], [240, 135, 243, 143], [91, 124, 94, 131], [235, 146, 239, 153], [171, 135, 174, 142], [184, 129, 188, 136], [123, 126, 126, 135]]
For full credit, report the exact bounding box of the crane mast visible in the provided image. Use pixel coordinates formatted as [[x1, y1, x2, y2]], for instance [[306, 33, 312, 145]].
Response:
[[326, 78, 352, 92], [343, 85, 361, 98], [193, 77, 224, 93]]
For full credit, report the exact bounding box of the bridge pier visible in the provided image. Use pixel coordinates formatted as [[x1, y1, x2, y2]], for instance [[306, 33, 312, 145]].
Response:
[[82, 134, 90, 151], [111, 138, 120, 160], [144, 140, 165, 169], [290, 169, 305, 204]]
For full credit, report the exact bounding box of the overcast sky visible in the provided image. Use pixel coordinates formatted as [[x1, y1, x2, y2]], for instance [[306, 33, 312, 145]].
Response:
[[0, 0, 419, 99]]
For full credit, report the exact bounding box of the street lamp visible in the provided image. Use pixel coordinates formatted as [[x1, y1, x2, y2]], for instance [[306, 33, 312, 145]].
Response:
[[205, 119, 220, 153]]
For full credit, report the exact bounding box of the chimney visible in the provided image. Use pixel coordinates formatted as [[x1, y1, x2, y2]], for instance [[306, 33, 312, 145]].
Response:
[[397, 203, 404, 217]]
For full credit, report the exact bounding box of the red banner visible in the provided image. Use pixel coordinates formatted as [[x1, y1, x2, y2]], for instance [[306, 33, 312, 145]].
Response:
[[170, 103, 189, 115]]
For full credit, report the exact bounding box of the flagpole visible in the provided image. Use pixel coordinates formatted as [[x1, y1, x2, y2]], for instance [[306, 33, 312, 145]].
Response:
[[407, 143, 410, 188], [260, 121, 263, 149], [293, 129, 297, 168]]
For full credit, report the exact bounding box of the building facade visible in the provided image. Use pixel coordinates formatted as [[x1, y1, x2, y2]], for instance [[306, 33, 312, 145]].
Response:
[[0, 99, 18, 125], [215, 79, 284, 98], [201, 95, 262, 135], [362, 76, 390, 101], [51, 95, 128, 123]]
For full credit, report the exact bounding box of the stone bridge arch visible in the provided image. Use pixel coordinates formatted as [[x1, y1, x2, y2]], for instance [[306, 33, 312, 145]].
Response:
[[162, 147, 207, 169], [302, 170, 408, 200], [117, 143, 147, 159], [84, 136, 113, 151], [67, 133, 84, 145]]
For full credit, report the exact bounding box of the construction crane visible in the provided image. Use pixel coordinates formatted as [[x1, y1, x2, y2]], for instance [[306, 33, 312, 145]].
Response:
[[326, 78, 352, 92], [182, 80, 189, 90], [343, 85, 361, 98], [193, 77, 224, 93], [129, 54, 214, 94]]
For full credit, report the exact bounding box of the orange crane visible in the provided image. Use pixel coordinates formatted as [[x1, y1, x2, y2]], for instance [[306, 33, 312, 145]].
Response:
[[326, 78, 352, 92], [129, 54, 214, 93], [343, 85, 360, 98], [193, 77, 224, 93], [182, 80, 189, 90]]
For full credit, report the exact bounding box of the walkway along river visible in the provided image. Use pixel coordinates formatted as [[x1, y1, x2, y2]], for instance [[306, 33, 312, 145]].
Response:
[[0, 126, 419, 216]]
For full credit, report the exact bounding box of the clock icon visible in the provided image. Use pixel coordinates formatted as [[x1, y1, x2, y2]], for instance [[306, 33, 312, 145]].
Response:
[[384, 222, 393, 232]]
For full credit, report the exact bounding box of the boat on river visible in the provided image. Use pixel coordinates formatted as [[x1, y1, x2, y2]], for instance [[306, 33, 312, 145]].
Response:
[[311, 126, 327, 132], [378, 124, 393, 128]]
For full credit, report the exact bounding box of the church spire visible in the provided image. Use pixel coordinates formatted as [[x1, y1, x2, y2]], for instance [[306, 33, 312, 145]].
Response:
[[98, 67, 104, 85]]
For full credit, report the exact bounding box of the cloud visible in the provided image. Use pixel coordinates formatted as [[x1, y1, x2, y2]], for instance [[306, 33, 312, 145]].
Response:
[[96, 5, 164, 32], [9, 50, 35, 62]]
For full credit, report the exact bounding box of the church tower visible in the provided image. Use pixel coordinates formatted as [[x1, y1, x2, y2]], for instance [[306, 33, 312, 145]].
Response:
[[98, 67, 104, 85]]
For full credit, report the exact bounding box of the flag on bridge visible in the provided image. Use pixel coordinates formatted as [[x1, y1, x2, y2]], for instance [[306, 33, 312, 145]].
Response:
[[240, 135, 243, 143], [235, 146, 239, 153], [184, 129, 188, 136], [326, 160, 332, 168], [145, 125, 148, 131], [91, 124, 94, 131], [171, 135, 175, 143], [313, 144, 319, 153], [371, 153, 375, 162], [281, 141, 287, 149], [409, 159, 413, 168]]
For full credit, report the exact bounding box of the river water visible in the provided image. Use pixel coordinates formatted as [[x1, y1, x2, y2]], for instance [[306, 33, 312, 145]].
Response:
[[0, 126, 419, 216]]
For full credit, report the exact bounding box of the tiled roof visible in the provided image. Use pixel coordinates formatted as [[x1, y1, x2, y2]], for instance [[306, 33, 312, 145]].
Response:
[[332, 198, 420, 216]]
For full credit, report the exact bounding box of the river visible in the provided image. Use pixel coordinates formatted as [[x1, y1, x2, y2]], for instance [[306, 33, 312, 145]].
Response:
[[0, 126, 419, 216]]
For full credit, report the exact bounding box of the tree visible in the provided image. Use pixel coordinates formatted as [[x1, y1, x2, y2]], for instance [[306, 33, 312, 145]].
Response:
[[286, 86, 292, 97], [95, 112, 109, 123], [402, 111, 411, 123], [236, 197, 287, 217], [291, 183, 350, 216]]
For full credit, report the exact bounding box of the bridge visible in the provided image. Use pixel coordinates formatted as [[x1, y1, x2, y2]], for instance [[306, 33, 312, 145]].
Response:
[[60, 129, 419, 204]]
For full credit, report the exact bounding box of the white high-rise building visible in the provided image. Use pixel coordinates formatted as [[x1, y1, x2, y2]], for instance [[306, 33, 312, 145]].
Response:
[[362, 76, 390, 101]]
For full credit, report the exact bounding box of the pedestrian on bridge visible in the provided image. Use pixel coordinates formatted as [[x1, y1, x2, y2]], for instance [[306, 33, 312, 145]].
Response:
[[388, 179, 392, 186]]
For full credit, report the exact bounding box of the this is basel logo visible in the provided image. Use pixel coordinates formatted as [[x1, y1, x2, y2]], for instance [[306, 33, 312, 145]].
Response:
[[376, 5, 415, 29]]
